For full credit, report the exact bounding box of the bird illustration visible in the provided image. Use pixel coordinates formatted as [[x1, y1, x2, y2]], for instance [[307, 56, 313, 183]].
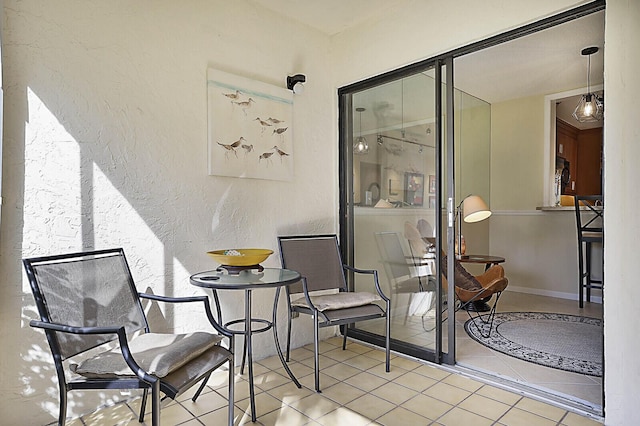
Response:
[[229, 137, 245, 148], [259, 151, 274, 165], [272, 127, 288, 135], [241, 144, 254, 154], [254, 117, 272, 133], [222, 90, 241, 101], [232, 98, 255, 115], [267, 117, 284, 124], [217, 137, 244, 159], [272, 145, 289, 162]]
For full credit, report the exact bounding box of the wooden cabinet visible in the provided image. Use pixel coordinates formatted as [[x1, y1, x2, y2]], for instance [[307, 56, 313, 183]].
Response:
[[556, 119, 578, 195], [556, 118, 603, 196], [576, 127, 603, 195]]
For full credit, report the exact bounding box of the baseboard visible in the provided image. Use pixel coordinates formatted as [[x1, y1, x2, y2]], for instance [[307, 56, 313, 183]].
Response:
[[507, 285, 602, 304]]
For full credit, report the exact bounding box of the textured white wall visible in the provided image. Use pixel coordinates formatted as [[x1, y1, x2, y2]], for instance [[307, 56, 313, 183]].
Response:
[[0, 1, 335, 423]]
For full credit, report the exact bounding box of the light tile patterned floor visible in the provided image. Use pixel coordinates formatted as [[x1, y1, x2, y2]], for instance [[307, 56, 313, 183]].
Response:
[[454, 292, 603, 410], [64, 336, 603, 426]]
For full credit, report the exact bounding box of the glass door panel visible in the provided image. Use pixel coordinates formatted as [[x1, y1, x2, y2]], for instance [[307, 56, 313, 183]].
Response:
[[339, 60, 491, 364], [346, 70, 441, 360]]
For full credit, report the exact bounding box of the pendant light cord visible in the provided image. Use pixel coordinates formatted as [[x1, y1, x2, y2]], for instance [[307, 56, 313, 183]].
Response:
[[587, 53, 591, 93]]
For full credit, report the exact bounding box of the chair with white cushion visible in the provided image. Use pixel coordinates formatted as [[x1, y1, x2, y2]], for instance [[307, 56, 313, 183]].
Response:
[[24, 248, 234, 426], [278, 234, 391, 392]]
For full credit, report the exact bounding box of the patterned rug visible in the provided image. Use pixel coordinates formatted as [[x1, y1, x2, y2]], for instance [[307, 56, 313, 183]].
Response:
[[464, 312, 602, 377]]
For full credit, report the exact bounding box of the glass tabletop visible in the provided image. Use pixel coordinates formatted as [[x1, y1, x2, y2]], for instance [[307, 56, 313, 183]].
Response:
[[190, 268, 301, 290]]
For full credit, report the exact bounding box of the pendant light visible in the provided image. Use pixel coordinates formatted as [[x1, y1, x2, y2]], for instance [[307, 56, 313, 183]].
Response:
[[354, 107, 369, 155], [572, 46, 603, 123]]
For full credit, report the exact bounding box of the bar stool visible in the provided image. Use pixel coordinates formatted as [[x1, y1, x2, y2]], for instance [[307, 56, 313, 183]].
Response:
[[574, 195, 604, 308]]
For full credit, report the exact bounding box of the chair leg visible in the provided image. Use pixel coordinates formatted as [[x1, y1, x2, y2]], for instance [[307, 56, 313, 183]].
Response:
[[58, 387, 68, 426], [314, 311, 321, 393], [578, 240, 585, 308], [385, 299, 391, 373], [467, 292, 502, 338], [342, 325, 348, 350], [227, 356, 235, 426], [191, 373, 211, 402], [586, 241, 592, 303], [139, 388, 148, 422], [150, 380, 160, 426]]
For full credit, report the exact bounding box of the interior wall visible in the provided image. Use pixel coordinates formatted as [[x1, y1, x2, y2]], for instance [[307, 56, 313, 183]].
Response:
[[0, 1, 335, 423], [491, 96, 546, 210], [488, 94, 584, 296]]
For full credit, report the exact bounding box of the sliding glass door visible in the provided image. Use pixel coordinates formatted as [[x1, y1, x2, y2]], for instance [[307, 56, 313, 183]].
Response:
[[339, 58, 491, 364], [339, 62, 447, 362]]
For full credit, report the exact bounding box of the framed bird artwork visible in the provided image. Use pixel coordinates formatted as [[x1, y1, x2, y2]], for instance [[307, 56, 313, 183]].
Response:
[[207, 68, 294, 181]]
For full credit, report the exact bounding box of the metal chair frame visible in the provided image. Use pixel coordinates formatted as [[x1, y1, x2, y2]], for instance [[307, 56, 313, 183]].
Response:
[[24, 248, 235, 426], [404, 221, 508, 338], [574, 195, 604, 308], [278, 235, 391, 392]]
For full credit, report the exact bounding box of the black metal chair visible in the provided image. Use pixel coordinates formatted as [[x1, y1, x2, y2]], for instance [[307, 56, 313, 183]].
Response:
[[574, 195, 604, 308], [277, 235, 391, 392], [24, 248, 235, 426]]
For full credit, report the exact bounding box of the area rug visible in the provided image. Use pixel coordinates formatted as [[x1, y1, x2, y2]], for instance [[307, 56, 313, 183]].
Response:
[[464, 312, 602, 377]]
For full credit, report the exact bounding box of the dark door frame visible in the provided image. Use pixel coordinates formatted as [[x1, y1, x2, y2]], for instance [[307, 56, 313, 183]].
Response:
[[338, 0, 605, 365]]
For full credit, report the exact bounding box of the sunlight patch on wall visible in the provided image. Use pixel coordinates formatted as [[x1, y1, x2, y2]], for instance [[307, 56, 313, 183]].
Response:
[[22, 88, 81, 292], [92, 163, 164, 292]]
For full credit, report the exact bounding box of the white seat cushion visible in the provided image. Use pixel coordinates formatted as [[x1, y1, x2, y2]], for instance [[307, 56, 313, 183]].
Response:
[[73, 332, 223, 378], [291, 292, 381, 312]]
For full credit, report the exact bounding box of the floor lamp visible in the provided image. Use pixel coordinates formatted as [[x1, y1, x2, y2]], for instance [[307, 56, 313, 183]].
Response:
[[456, 195, 492, 257]]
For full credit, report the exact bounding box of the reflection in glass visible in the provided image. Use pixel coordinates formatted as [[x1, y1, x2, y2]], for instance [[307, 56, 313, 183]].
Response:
[[347, 70, 491, 360]]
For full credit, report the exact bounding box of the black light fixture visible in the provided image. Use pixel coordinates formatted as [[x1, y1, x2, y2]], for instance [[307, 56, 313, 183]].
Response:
[[572, 46, 603, 122], [354, 107, 369, 155], [286, 74, 306, 94]]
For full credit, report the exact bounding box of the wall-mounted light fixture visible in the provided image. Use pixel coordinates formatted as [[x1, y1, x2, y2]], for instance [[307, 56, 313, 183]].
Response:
[[286, 74, 306, 94], [572, 47, 603, 122]]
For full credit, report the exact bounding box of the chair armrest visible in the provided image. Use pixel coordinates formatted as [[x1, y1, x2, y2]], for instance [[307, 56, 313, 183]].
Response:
[[30, 320, 159, 384], [343, 264, 375, 275], [30, 320, 122, 336], [138, 293, 233, 340], [293, 277, 322, 312], [342, 265, 391, 302]]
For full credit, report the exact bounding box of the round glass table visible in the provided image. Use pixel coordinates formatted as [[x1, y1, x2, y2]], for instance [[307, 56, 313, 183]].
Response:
[[190, 268, 302, 422]]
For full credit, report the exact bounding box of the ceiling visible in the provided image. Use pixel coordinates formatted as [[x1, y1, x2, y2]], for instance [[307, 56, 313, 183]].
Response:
[[253, 1, 604, 130], [250, 0, 411, 36]]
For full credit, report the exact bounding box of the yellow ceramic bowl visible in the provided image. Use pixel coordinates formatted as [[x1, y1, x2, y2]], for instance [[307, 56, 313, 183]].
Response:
[[207, 248, 273, 266]]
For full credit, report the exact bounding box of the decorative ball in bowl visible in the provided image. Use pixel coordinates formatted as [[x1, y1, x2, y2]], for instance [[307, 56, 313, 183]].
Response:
[[207, 248, 274, 266]]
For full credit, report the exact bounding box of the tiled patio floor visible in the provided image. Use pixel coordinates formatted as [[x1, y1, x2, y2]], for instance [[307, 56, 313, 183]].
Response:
[[61, 336, 603, 425]]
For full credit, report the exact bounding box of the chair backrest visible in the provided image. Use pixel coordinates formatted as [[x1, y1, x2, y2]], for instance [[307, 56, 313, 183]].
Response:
[[374, 231, 413, 282], [24, 248, 148, 360], [574, 195, 603, 238], [404, 221, 431, 258], [278, 235, 347, 295], [417, 219, 434, 238]]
